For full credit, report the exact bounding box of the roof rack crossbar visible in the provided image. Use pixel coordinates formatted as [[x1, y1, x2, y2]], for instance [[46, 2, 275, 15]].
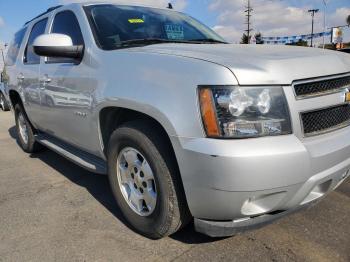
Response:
[[24, 5, 63, 25]]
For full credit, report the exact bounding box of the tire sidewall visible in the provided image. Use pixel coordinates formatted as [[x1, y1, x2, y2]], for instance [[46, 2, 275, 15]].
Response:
[[108, 128, 174, 238], [0, 92, 7, 111], [0, 92, 3, 111], [14, 104, 33, 152]]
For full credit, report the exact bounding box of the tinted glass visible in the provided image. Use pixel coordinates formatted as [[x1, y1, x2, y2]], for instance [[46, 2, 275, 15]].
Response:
[[51, 11, 84, 45], [84, 5, 226, 50], [49, 10, 84, 63], [24, 18, 48, 64], [5, 27, 27, 66]]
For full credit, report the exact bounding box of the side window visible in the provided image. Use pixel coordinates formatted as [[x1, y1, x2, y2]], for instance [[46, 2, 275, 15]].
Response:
[[49, 10, 84, 63], [5, 28, 27, 66], [24, 18, 48, 64]]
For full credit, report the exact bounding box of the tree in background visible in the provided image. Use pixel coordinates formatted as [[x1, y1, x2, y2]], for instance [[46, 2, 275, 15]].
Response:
[[347, 15, 350, 26], [286, 39, 308, 47], [240, 33, 251, 44], [255, 32, 264, 44]]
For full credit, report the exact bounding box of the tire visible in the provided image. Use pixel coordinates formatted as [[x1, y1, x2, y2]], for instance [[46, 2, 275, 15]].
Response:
[[107, 121, 191, 239], [0, 92, 10, 111], [46, 96, 54, 107], [14, 104, 43, 153]]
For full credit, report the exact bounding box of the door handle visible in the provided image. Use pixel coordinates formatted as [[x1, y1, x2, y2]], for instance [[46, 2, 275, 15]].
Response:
[[17, 73, 24, 81], [40, 75, 51, 84]]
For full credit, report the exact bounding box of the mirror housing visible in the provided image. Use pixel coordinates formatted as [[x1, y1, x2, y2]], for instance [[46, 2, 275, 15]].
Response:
[[33, 34, 83, 60]]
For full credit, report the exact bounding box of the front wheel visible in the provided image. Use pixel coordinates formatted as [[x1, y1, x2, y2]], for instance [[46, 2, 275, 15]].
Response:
[[107, 121, 191, 239]]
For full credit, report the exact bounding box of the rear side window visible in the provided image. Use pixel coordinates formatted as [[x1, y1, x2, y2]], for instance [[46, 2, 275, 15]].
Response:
[[24, 18, 48, 64], [5, 28, 27, 66], [49, 10, 84, 63]]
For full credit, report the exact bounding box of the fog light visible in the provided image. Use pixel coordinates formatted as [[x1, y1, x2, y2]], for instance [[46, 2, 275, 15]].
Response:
[[241, 191, 287, 216]]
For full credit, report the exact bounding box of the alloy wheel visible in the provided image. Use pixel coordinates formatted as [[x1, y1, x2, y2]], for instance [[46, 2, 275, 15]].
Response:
[[116, 147, 157, 216], [18, 112, 29, 145]]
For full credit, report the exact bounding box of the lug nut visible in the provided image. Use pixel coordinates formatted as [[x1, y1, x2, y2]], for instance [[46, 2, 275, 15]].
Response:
[[142, 182, 147, 188], [134, 167, 138, 173], [134, 183, 137, 189], [140, 171, 144, 178], [140, 188, 144, 194]]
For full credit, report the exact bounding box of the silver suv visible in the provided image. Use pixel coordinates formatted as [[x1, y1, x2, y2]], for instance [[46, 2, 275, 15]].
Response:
[[3, 3, 350, 238]]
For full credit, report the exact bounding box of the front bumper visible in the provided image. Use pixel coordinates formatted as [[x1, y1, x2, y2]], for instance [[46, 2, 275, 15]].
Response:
[[194, 167, 348, 237], [171, 124, 350, 233], [194, 200, 318, 238]]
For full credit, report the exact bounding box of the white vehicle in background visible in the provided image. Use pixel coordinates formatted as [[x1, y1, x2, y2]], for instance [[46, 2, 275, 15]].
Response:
[[42, 84, 92, 108]]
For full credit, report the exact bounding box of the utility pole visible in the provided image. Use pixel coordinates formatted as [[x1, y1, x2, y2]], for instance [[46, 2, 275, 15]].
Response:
[[308, 9, 319, 47], [322, 0, 328, 49], [244, 0, 253, 44]]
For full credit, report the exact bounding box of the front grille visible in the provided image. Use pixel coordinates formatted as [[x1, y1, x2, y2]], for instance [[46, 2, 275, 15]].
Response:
[[294, 75, 350, 98], [301, 104, 350, 136]]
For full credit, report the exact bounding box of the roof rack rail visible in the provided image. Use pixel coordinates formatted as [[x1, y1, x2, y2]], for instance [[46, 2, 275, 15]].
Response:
[[24, 5, 63, 25]]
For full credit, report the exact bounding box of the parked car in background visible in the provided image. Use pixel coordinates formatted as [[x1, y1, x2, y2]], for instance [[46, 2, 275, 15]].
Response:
[[338, 48, 350, 54], [3, 3, 350, 239], [0, 81, 10, 111]]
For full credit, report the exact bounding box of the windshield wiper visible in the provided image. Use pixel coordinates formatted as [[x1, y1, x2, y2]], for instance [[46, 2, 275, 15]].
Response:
[[189, 38, 228, 44], [119, 38, 194, 47]]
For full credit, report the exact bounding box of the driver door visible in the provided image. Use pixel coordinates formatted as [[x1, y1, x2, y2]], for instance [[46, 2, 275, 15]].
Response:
[[38, 10, 97, 152]]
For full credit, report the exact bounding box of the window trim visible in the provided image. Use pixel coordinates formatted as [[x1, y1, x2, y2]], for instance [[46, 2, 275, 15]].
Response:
[[23, 17, 49, 65], [45, 9, 85, 65]]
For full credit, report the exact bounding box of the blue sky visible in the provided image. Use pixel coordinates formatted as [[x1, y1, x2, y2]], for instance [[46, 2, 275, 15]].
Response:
[[0, 0, 349, 45]]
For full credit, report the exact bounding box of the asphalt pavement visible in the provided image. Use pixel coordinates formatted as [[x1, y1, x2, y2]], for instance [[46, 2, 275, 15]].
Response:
[[0, 110, 349, 262]]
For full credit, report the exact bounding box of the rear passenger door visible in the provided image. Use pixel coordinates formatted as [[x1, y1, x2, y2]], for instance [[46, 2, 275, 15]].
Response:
[[39, 10, 96, 152], [19, 18, 48, 128], [4, 27, 27, 102]]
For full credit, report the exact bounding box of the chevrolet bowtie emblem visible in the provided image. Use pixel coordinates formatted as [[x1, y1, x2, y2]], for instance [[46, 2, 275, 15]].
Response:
[[346, 91, 350, 102]]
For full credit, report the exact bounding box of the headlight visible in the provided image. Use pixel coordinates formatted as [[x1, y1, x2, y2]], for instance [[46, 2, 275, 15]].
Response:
[[199, 86, 292, 138]]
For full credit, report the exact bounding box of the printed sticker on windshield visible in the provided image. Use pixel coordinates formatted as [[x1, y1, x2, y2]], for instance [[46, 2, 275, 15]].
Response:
[[128, 18, 145, 24], [165, 24, 184, 40]]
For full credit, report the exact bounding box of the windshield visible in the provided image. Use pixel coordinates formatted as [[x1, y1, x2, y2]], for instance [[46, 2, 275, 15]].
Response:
[[84, 4, 227, 50]]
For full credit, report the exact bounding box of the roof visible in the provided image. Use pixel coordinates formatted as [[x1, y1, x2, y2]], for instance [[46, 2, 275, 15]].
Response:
[[24, 5, 62, 25], [77, 1, 172, 9], [23, 2, 176, 26]]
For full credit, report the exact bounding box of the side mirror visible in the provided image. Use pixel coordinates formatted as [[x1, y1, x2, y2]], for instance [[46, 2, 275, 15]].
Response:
[[33, 34, 83, 60]]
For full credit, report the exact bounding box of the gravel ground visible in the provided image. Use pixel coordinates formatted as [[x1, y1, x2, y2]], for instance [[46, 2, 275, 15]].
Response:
[[0, 110, 349, 262]]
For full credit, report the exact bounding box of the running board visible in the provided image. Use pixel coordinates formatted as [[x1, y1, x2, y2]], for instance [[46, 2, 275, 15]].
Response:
[[35, 133, 107, 174]]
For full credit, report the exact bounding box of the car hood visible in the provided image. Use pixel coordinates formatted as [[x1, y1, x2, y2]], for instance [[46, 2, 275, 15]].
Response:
[[136, 44, 350, 85]]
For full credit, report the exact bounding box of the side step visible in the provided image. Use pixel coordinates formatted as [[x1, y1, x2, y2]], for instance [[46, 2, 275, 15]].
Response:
[[35, 133, 107, 174]]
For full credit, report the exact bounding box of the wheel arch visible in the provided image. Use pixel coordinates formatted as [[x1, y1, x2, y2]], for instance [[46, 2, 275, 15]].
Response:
[[9, 89, 23, 108], [99, 106, 177, 155], [99, 106, 192, 218]]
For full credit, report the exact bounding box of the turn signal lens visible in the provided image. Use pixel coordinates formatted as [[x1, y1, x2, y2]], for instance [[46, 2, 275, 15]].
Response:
[[199, 88, 220, 137]]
